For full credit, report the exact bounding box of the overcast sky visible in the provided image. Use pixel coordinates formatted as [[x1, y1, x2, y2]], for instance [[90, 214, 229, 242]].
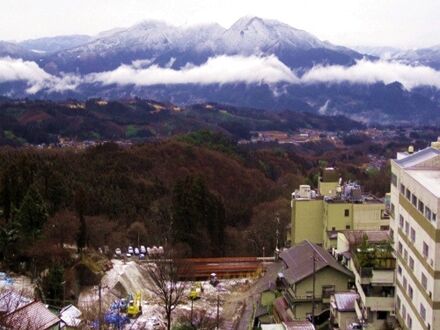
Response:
[[1, 0, 439, 48]]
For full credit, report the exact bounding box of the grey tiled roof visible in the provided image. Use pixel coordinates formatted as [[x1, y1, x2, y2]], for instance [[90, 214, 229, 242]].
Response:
[[280, 240, 353, 284], [4, 301, 60, 330]]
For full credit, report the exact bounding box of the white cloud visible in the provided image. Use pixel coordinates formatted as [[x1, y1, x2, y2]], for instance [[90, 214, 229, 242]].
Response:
[[3, 55, 440, 95], [90, 56, 440, 90], [0, 57, 80, 93], [301, 59, 440, 90], [90, 55, 299, 86]]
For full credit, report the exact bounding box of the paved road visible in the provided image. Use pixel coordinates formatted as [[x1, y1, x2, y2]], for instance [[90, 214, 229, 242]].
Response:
[[236, 296, 257, 330], [235, 262, 284, 329]]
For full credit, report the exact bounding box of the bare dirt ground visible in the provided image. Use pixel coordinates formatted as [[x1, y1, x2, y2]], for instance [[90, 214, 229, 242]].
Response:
[[78, 259, 261, 329]]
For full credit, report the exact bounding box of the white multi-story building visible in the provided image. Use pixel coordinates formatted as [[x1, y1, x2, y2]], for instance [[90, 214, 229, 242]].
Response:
[[390, 141, 440, 330]]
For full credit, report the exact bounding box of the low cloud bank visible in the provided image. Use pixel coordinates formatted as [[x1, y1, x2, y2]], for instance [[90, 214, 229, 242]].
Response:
[[2, 55, 440, 94], [301, 59, 440, 89], [0, 57, 80, 94], [90, 55, 298, 86], [91, 57, 440, 90]]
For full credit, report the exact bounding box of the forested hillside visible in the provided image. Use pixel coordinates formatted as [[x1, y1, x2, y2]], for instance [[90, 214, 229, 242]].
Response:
[[0, 131, 399, 303]]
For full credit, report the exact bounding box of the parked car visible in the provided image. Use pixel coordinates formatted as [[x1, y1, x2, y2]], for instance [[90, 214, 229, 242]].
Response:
[[134, 247, 140, 255], [140, 245, 146, 254], [128, 246, 134, 254], [115, 248, 122, 256], [139, 254, 145, 260], [126, 253, 132, 258]]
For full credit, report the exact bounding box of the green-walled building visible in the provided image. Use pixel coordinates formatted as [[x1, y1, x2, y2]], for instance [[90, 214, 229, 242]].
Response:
[[287, 168, 390, 250]]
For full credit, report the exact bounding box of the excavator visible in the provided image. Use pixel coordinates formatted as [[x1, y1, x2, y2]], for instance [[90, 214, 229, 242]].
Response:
[[188, 282, 203, 300], [127, 292, 142, 318]]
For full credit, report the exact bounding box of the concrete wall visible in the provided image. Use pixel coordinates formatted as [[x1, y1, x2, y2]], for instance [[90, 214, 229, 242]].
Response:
[[292, 199, 323, 245], [353, 203, 387, 230], [337, 311, 357, 330]]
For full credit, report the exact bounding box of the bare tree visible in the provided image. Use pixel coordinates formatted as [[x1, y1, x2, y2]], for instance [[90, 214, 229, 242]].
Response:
[[175, 308, 223, 330], [42, 210, 80, 249], [142, 251, 190, 330]]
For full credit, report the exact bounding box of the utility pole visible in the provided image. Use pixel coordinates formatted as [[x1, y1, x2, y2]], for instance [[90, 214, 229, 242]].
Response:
[[98, 283, 102, 330], [190, 298, 194, 327], [311, 250, 316, 325], [275, 213, 280, 251], [216, 294, 220, 329]]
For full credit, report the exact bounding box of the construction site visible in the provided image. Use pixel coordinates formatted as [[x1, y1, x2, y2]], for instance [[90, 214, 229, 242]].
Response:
[[74, 255, 274, 329]]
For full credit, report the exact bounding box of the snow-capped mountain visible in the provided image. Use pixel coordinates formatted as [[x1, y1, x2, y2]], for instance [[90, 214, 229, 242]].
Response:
[[2, 16, 440, 124], [33, 16, 364, 74], [19, 35, 93, 54], [392, 45, 440, 69], [218, 16, 326, 54], [352, 46, 402, 59], [0, 41, 36, 59]]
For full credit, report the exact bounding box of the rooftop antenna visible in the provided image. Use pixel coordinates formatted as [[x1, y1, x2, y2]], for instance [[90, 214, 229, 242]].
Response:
[[275, 213, 280, 251]]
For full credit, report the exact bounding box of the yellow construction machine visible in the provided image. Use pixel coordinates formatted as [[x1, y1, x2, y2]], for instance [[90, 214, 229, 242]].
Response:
[[127, 292, 142, 317], [188, 282, 203, 300]]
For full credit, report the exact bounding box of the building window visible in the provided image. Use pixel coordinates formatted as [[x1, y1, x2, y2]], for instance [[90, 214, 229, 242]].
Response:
[[425, 207, 432, 221], [391, 173, 397, 187], [419, 200, 425, 213], [412, 194, 417, 207], [344, 209, 349, 217], [399, 215, 404, 228], [346, 225, 350, 229], [390, 228, 394, 241], [421, 273, 428, 290], [398, 242, 403, 255], [398, 265, 402, 275], [405, 221, 409, 235], [433, 213, 437, 222], [423, 242, 429, 258], [410, 228, 416, 242], [404, 249, 408, 262], [380, 225, 389, 231], [408, 285, 413, 299], [377, 311, 387, 320], [407, 315, 412, 329], [400, 183, 406, 194], [409, 257, 414, 270], [406, 188, 411, 200], [322, 285, 335, 298], [391, 203, 395, 216], [396, 295, 401, 311], [403, 276, 407, 290], [420, 304, 426, 321]]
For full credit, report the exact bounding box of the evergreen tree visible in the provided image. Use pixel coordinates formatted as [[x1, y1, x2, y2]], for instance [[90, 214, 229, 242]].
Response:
[[172, 176, 225, 256], [15, 186, 48, 243], [0, 173, 11, 221], [74, 187, 87, 252], [42, 264, 65, 306]]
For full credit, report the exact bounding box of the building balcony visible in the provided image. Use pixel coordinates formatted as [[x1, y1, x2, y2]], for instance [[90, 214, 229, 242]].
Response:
[[355, 280, 394, 312], [349, 257, 395, 286]]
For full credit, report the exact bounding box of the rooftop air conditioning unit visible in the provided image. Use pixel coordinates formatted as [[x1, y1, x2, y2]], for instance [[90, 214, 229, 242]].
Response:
[[298, 185, 311, 199]]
